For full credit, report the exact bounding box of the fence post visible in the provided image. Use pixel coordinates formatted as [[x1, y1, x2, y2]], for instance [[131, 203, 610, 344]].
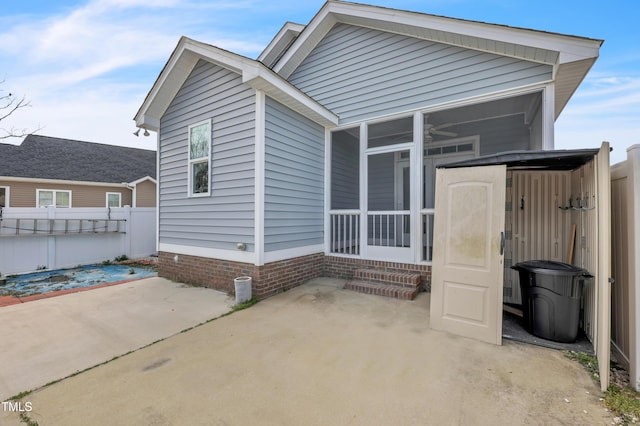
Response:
[[47, 205, 56, 269], [627, 145, 640, 390], [124, 206, 132, 259]]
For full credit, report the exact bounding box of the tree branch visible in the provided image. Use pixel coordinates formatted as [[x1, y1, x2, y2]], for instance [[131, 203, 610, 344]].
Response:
[[0, 79, 41, 139]]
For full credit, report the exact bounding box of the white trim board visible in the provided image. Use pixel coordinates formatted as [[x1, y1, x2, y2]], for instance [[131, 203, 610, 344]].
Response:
[[159, 243, 256, 264]]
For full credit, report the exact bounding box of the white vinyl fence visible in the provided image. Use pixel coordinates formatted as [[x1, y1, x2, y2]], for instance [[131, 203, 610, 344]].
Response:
[[0, 206, 156, 275], [611, 144, 640, 390]]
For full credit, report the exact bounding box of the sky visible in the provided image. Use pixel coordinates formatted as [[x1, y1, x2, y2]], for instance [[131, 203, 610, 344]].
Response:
[[0, 0, 638, 164]]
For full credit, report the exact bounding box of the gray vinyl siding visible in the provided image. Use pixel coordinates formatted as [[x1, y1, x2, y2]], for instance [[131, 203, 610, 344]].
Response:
[[288, 24, 553, 124], [159, 60, 256, 251], [264, 97, 325, 251]]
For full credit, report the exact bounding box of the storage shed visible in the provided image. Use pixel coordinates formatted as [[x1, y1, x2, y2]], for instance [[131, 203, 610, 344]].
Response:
[[429, 142, 611, 390]]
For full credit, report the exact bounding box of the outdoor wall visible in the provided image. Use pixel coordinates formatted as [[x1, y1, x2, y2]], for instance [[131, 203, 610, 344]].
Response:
[[158, 251, 324, 299], [264, 96, 325, 252], [288, 23, 552, 125], [0, 207, 156, 274], [0, 180, 133, 207], [159, 60, 256, 253], [135, 180, 156, 208]]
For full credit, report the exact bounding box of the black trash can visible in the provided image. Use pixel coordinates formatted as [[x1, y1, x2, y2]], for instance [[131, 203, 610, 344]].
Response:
[[511, 260, 592, 343]]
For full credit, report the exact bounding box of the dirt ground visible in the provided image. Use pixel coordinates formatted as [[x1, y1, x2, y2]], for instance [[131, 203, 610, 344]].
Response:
[[3, 278, 615, 425]]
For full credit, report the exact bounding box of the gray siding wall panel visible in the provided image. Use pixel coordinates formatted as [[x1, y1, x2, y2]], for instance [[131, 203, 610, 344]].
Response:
[[289, 24, 553, 123], [159, 60, 256, 251], [264, 97, 325, 252]]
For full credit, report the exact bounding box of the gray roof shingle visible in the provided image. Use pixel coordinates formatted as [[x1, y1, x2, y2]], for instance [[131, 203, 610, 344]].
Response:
[[0, 135, 156, 183]]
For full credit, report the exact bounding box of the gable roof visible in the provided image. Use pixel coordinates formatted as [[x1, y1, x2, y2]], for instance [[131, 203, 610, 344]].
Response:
[[268, 0, 603, 118], [134, 37, 338, 131], [0, 135, 156, 184], [258, 22, 305, 68]]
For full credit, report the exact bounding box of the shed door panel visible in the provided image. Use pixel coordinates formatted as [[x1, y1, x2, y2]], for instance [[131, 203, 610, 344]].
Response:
[[595, 142, 611, 391], [430, 165, 506, 345]]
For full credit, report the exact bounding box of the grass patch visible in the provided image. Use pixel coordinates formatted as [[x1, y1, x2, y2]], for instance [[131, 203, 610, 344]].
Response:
[[564, 350, 640, 425], [9, 389, 32, 401], [19, 412, 39, 426], [232, 297, 259, 312], [605, 385, 640, 424], [564, 350, 600, 381]]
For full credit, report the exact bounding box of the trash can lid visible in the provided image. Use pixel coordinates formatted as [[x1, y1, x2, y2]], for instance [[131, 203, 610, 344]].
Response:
[[511, 260, 592, 276]]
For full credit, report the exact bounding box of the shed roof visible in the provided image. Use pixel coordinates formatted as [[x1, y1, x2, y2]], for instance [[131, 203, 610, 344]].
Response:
[[0, 135, 156, 183], [437, 149, 601, 170]]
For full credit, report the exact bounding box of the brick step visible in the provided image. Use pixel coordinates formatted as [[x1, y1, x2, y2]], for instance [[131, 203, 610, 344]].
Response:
[[352, 269, 421, 288], [344, 280, 420, 301]]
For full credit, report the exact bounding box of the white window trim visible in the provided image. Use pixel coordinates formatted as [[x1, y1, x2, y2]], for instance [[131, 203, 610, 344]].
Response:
[[36, 189, 72, 208], [188, 119, 212, 197], [106, 192, 122, 208], [0, 185, 9, 207]]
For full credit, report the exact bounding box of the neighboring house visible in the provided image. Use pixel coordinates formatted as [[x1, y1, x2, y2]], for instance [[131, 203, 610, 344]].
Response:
[[0, 134, 156, 208], [135, 2, 602, 300]]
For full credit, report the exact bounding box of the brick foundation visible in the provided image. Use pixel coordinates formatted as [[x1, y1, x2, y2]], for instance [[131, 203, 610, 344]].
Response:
[[159, 251, 431, 300], [158, 251, 324, 299]]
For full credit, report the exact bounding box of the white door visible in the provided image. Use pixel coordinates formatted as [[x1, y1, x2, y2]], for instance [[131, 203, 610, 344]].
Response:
[[367, 149, 412, 262], [430, 165, 506, 345]]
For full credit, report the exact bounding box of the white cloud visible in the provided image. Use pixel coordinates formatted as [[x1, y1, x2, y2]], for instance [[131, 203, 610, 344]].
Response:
[[556, 73, 640, 164], [0, 0, 274, 148]]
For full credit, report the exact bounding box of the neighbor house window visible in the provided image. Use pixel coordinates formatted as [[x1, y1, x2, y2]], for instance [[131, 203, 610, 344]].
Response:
[[37, 189, 71, 207], [188, 119, 211, 196], [106, 192, 121, 207], [0, 186, 8, 207]]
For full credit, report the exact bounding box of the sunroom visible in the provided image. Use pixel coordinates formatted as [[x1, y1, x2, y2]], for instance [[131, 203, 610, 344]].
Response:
[[327, 89, 548, 265]]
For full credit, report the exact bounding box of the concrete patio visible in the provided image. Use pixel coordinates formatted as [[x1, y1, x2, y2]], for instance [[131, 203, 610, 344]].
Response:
[[2, 278, 614, 425], [0, 277, 234, 402]]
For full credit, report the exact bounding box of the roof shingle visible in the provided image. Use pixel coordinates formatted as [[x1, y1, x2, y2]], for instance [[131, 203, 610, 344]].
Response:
[[0, 135, 156, 183]]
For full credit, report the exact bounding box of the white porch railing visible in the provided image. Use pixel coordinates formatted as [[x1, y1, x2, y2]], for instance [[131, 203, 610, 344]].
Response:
[[329, 209, 436, 262], [367, 211, 410, 247], [421, 209, 435, 262], [329, 210, 360, 255]]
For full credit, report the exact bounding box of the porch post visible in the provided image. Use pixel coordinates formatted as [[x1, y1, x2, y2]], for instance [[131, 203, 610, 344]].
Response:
[[412, 111, 423, 263], [359, 122, 367, 258], [324, 128, 331, 255], [542, 83, 555, 150]]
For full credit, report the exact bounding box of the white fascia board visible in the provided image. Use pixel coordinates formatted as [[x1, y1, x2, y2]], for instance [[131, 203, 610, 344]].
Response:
[[135, 114, 160, 130], [258, 22, 306, 63], [135, 38, 246, 131], [328, 2, 601, 63], [243, 65, 339, 128], [274, 1, 601, 77], [128, 175, 157, 186], [136, 36, 337, 131]]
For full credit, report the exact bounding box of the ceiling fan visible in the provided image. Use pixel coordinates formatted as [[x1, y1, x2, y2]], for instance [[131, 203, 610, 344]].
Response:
[[424, 115, 457, 141]]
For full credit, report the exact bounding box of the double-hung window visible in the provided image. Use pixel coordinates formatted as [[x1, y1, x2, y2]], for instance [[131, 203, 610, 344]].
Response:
[[37, 189, 71, 207], [106, 192, 122, 207], [188, 120, 211, 196]]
